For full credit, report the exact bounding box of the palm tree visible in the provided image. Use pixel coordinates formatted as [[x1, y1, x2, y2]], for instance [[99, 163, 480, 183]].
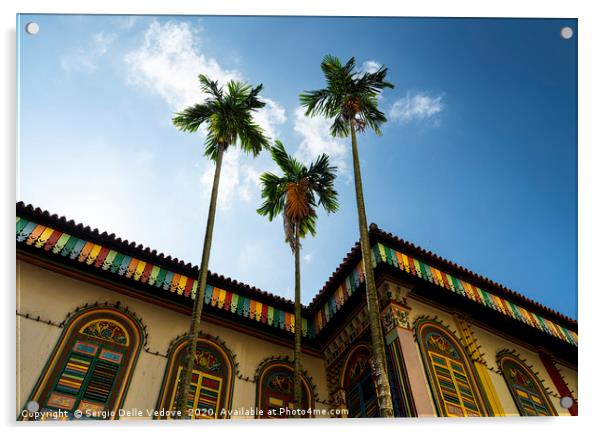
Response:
[[299, 55, 395, 417], [172, 75, 269, 418], [257, 140, 338, 412]]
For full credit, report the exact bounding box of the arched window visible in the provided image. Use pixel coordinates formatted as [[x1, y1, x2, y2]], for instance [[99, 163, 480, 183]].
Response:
[[23, 307, 144, 420], [341, 345, 379, 417], [416, 321, 488, 417], [498, 353, 556, 416], [256, 361, 313, 419], [155, 336, 234, 419]]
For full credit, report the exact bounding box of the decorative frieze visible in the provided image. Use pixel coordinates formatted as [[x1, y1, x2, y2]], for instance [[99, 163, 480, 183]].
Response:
[[381, 303, 410, 334], [323, 307, 370, 365]]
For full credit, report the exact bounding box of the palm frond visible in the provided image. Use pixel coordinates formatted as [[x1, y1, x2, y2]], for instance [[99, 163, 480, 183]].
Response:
[[257, 172, 287, 221], [246, 85, 267, 110], [330, 114, 350, 138], [270, 140, 304, 177], [198, 74, 223, 100], [172, 103, 215, 133], [306, 153, 339, 213], [238, 120, 270, 156]]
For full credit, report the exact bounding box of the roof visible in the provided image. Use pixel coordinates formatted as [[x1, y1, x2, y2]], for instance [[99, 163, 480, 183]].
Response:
[[15, 202, 577, 347]]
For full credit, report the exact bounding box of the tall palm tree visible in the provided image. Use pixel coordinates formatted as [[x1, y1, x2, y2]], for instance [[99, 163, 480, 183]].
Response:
[[299, 55, 395, 417], [257, 140, 338, 412], [172, 75, 269, 418]]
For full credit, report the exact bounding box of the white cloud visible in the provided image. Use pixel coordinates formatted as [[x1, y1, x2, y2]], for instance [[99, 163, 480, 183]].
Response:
[[303, 253, 312, 264], [60, 31, 116, 72], [125, 21, 285, 134], [125, 21, 286, 145], [254, 98, 287, 141], [124, 21, 242, 110], [361, 60, 382, 74], [199, 147, 267, 211], [293, 107, 348, 174], [389, 91, 444, 123]]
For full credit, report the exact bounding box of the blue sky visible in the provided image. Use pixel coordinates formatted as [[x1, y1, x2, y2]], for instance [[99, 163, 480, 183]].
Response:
[[17, 15, 577, 318]]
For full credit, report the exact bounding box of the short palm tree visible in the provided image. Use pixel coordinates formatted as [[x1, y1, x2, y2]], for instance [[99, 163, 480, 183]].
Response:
[[257, 140, 338, 411], [172, 75, 269, 418], [300, 55, 395, 417]]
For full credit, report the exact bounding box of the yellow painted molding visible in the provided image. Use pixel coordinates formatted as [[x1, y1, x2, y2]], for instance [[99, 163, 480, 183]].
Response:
[[453, 315, 506, 416]]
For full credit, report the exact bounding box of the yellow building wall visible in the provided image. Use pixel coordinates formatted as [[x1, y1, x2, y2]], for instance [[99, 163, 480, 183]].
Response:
[[16, 316, 62, 413], [555, 361, 578, 401], [17, 259, 577, 419], [16, 260, 330, 419]]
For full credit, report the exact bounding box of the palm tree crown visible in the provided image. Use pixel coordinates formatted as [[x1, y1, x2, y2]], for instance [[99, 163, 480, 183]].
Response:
[[299, 55, 394, 136], [173, 74, 270, 159], [257, 140, 339, 251]]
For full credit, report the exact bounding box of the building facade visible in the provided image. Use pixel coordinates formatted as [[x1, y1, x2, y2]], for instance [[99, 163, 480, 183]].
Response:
[[16, 202, 578, 420]]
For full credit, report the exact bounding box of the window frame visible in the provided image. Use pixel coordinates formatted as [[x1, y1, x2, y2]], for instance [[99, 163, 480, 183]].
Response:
[[21, 307, 144, 420], [155, 336, 235, 420], [255, 361, 313, 419], [415, 321, 489, 417], [498, 352, 557, 416]]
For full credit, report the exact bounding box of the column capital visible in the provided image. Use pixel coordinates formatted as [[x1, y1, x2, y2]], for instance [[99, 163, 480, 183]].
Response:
[[377, 278, 413, 307], [380, 302, 411, 334]]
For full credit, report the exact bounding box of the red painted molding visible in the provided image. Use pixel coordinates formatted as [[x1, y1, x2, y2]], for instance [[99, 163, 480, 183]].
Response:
[[538, 351, 577, 416]]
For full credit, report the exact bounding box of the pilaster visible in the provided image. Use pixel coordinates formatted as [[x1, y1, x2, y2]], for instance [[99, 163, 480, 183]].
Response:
[[377, 279, 436, 417]]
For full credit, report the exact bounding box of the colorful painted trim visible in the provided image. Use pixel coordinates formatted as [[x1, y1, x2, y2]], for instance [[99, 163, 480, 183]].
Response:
[[16, 217, 314, 338], [16, 215, 577, 346], [312, 262, 367, 334], [372, 243, 578, 346], [387, 338, 417, 417]]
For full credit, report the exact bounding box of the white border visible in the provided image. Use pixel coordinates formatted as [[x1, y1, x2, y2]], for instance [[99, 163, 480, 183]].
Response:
[[3, 1, 600, 435]]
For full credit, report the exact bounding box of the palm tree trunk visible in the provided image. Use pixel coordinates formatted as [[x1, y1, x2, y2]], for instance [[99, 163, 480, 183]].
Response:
[[174, 143, 226, 419], [293, 230, 303, 415], [349, 124, 395, 418]]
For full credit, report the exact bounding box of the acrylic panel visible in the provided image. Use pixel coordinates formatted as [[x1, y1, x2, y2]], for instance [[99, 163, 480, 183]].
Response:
[[16, 14, 577, 421]]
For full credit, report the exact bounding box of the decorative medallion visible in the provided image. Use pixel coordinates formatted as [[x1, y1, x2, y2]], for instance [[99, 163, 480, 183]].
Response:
[[348, 354, 370, 383], [80, 319, 129, 345], [267, 373, 294, 394], [194, 349, 222, 372], [507, 363, 535, 389], [425, 332, 461, 360]]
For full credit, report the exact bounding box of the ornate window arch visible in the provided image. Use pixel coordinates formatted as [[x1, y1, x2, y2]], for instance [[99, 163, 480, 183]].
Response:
[[155, 336, 235, 419], [256, 360, 313, 418], [415, 320, 488, 417], [340, 344, 379, 417], [497, 352, 556, 416], [22, 306, 144, 420]]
